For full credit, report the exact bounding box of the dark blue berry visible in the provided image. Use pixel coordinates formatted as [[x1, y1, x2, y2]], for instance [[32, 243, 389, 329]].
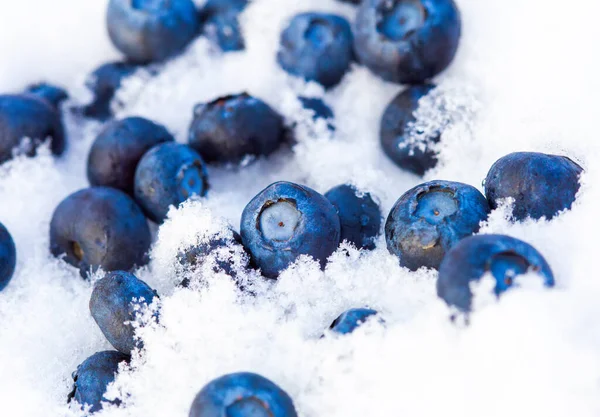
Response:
[[380, 84, 438, 175], [0, 222, 16, 292], [202, 0, 247, 12], [134, 142, 209, 223], [189, 372, 297, 417], [177, 229, 251, 287], [298, 96, 335, 131], [329, 308, 380, 334], [87, 117, 174, 194], [277, 13, 353, 88], [240, 181, 340, 279], [24, 83, 68, 109], [68, 351, 129, 413], [49, 187, 151, 278], [0, 94, 65, 164], [199, 8, 245, 52], [325, 184, 381, 250], [188, 93, 285, 165], [354, 0, 461, 84], [107, 0, 199, 63], [82, 62, 139, 121], [484, 152, 583, 221], [90, 271, 158, 354], [437, 234, 555, 312], [385, 180, 489, 270]]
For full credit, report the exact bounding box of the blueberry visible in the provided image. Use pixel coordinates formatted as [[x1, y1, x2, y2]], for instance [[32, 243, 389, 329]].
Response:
[[202, 0, 247, 12], [87, 117, 174, 194], [325, 184, 381, 250], [437, 234, 555, 312], [178, 229, 251, 286], [0, 94, 65, 164], [298, 97, 335, 131], [354, 0, 461, 84], [484, 152, 583, 221], [329, 308, 380, 335], [50, 187, 151, 278], [0, 222, 16, 292], [299, 97, 334, 121], [188, 93, 285, 165], [199, 9, 245, 52], [107, 0, 199, 64], [68, 350, 129, 413], [385, 180, 489, 270], [277, 13, 353, 88], [240, 181, 340, 279], [380, 84, 438, 175], [134, 143, 209, 223], [24, 83, 69, 109], [82, 62, 139, 121], [90, 271, 158, 354], [189, 372, 297, 417]]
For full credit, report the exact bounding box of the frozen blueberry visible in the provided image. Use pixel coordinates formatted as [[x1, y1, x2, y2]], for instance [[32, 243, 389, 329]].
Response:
[[188, 93, 285, 165], [134, 142, 209, 223], [299, 97, 334, 121], [380, 84, 438, 175], [299, 96, 335, 131], [277, 13, 353, 88], [0, 222, 16, 292], [0, 94, 65, 164], [325, 184, 381, 250], [178, 229, 251, 287], [87, 117, 174, 194], [50, 187, 151, 278], [240, 181, 340, 279], [354, 0, 461, 84], [24, 83, 68, 109], [68, 350, 129, 413], [90, 271, 158, 354], [484, 152, 583, 221], [82, 62, 139, 120], [189, 372, 297, 417], [437, 234, 555, 312], [199, 8, 245, 51], [107, 0, 199, 63], [385, 180, 489, 270], [202, 0, 247, 12], [329, 308, 380, 335]]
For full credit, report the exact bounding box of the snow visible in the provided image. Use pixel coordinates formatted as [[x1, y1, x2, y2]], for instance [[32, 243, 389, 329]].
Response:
[[1, 0, 600, 416]]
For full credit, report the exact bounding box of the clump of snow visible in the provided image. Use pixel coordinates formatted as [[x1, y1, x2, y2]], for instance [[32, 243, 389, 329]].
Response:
[[404, 82, 481, 169], [1, 0, 600, 416], [147, 200, 256, 295]]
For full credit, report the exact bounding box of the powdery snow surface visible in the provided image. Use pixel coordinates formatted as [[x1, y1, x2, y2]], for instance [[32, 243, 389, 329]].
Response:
[[1, 0, 600, 416]]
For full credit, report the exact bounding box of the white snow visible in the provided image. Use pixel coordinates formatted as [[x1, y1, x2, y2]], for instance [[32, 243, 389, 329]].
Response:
[[1, 0, 600, 416]]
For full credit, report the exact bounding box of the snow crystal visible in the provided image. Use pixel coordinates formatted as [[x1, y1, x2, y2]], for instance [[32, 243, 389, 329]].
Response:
[[404, 82, 481, 164], [1, 0, 600, 416]]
